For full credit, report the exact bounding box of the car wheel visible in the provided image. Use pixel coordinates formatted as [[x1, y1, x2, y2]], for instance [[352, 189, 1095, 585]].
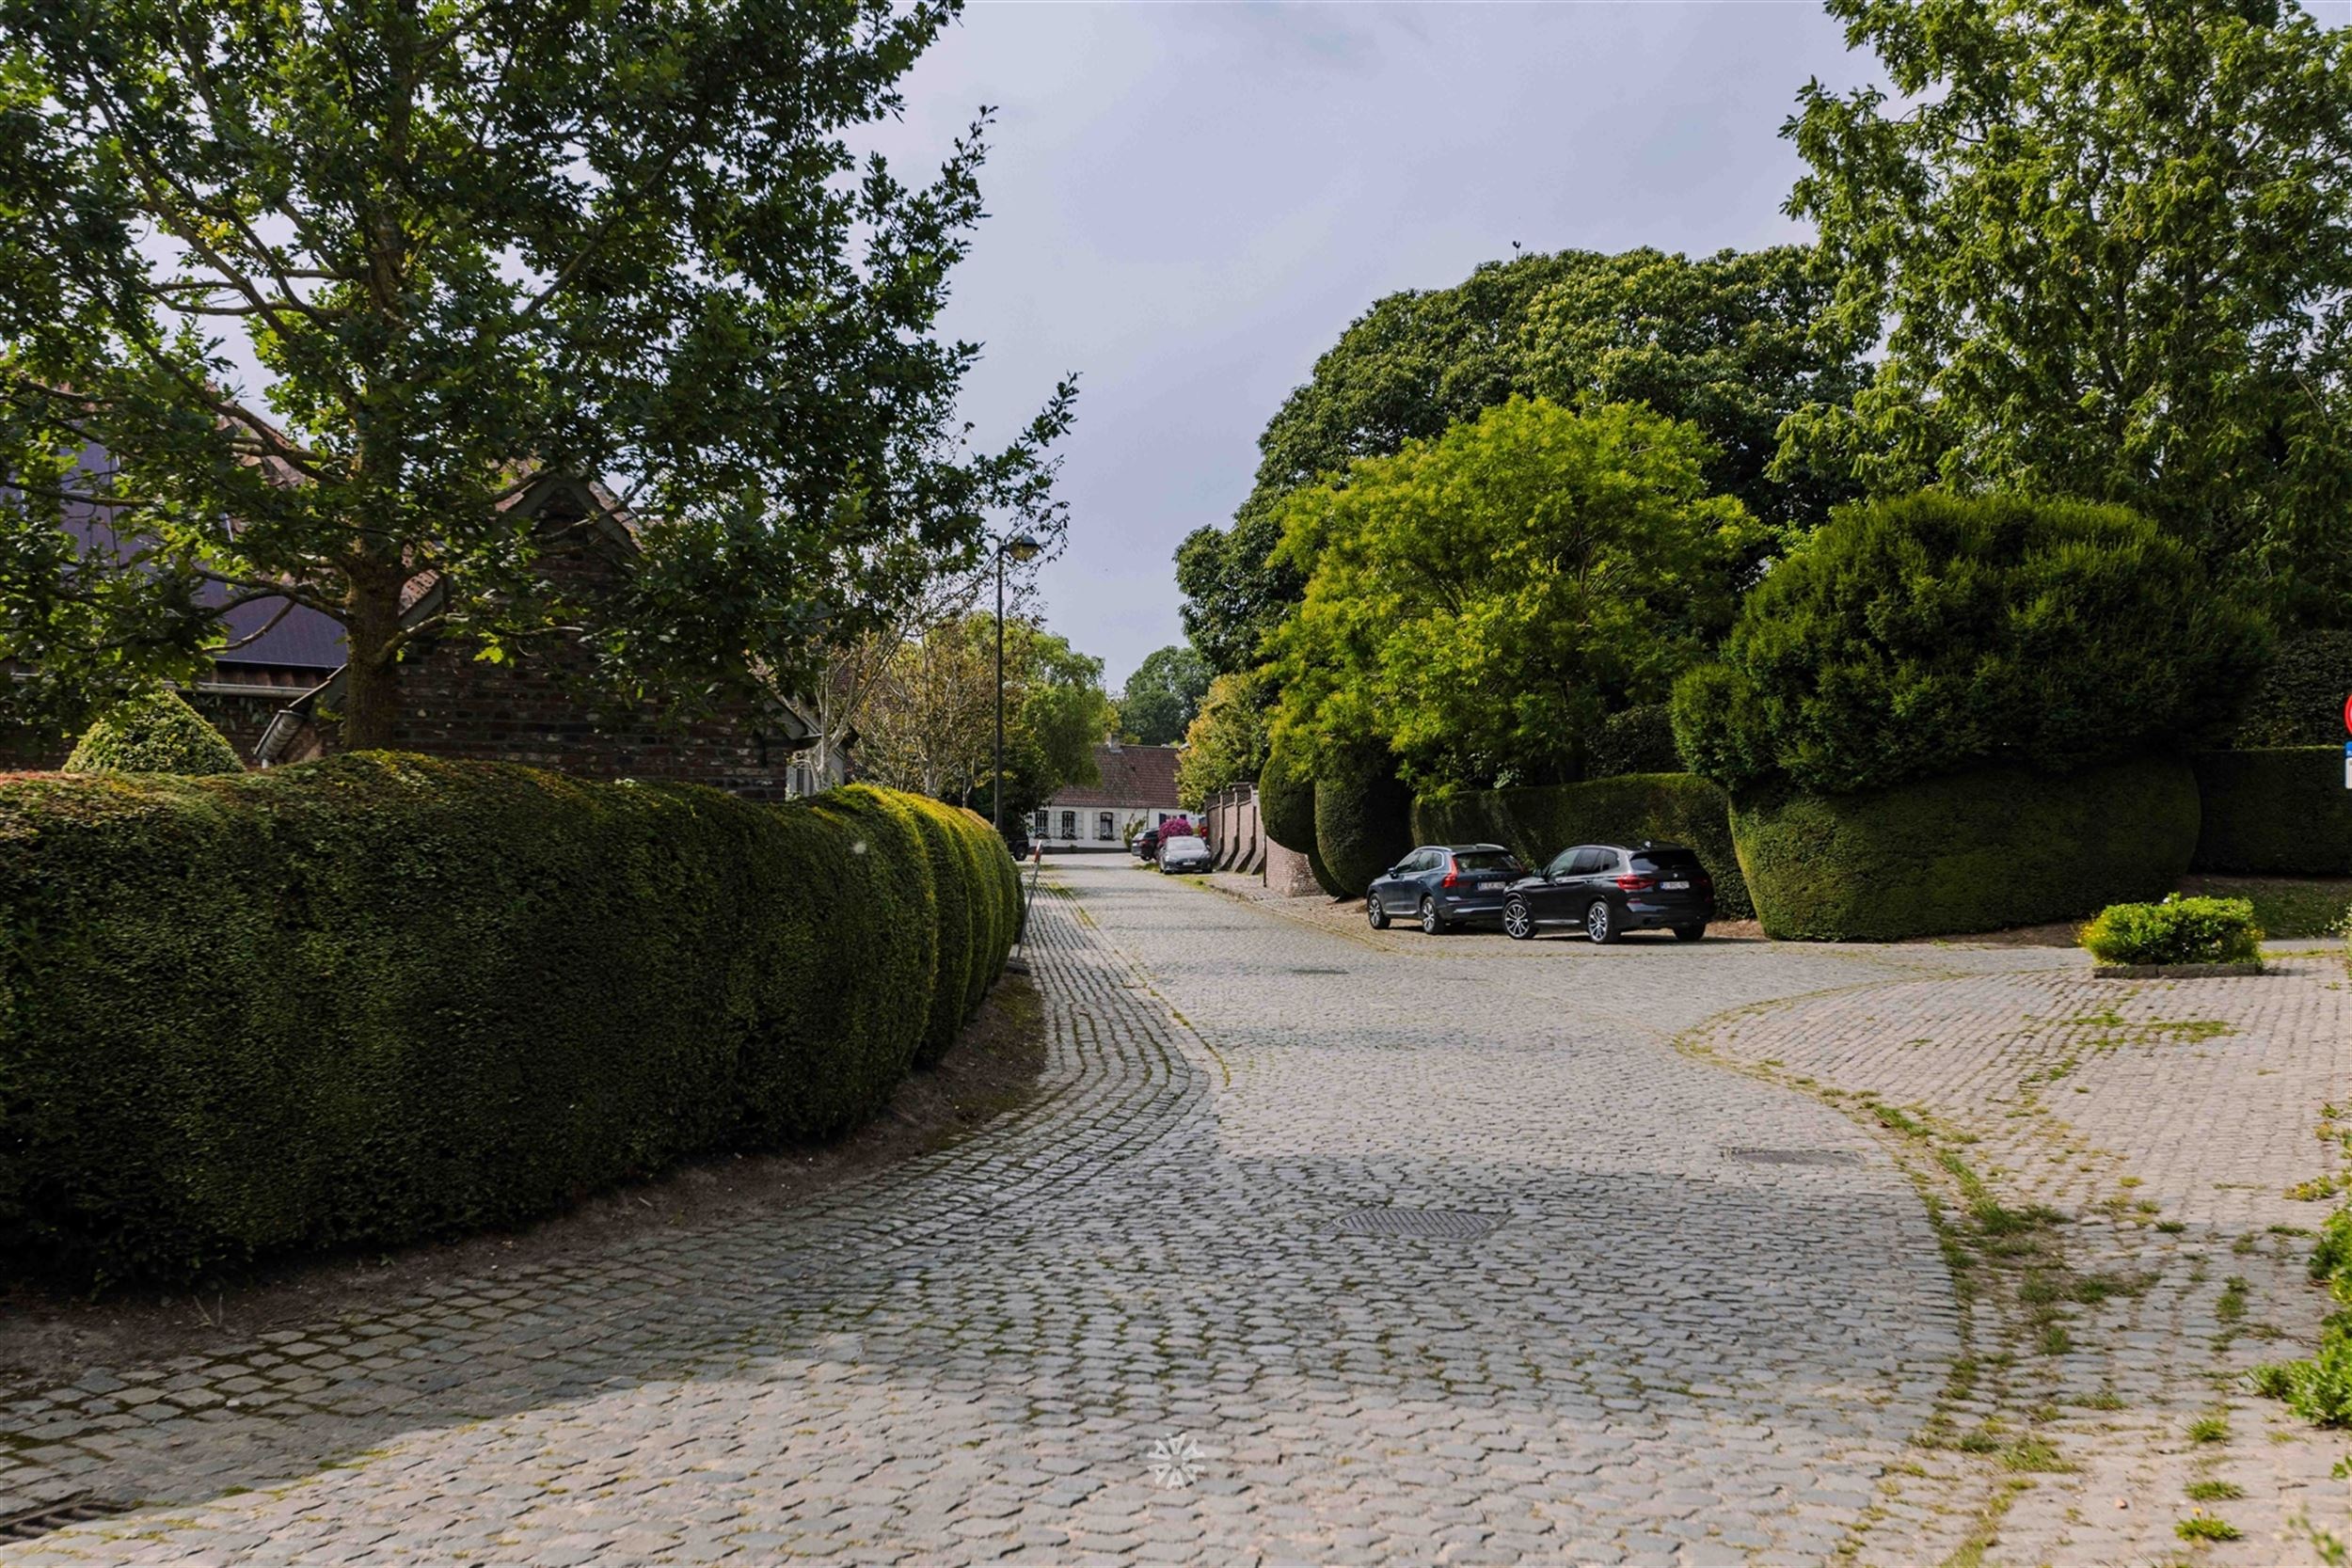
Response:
[[1673, 924, 1707, 942], [1366, 895, 1390, 930], [1584, 899, 1617, 945], [1419, 895, 1445, 935], [1502, 895, 1534, 941]]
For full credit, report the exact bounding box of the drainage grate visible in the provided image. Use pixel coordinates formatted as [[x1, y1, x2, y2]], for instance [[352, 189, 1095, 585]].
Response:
[[1328, 1207, 1502, 1240], [1724, 1148, 1865, 1167], [1286, 966, 1350, 975], [1, 1493, 135, 1542]]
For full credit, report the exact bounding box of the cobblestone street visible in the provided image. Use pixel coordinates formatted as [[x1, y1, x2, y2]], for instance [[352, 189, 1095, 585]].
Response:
[[3, 859, 2344, 1564]]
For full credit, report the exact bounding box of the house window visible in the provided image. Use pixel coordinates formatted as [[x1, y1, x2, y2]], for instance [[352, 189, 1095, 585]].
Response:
[[1059, 810, 1076, 839], [1032, 809, 1048, 836], [1158, 812, 1170, 825], [1097, 812, 1115, 841]]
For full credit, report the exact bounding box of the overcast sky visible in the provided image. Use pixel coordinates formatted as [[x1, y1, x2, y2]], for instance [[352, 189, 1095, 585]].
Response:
[[871, 1, 1893, 689]]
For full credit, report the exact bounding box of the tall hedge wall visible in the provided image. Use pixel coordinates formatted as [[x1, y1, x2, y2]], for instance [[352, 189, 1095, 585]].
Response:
[[1731, 756, 2198, 941], [2192, 748, 2352, 876], [1412, 773, 1753, 920], [0, 756, 1018, 1284]]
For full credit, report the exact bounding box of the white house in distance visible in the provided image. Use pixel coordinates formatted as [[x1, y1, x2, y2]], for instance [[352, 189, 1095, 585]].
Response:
[[1034, 740, 1184, 852]]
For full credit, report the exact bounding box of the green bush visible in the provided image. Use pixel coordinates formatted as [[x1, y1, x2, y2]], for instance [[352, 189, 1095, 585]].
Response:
[[1673, 493, 2266, 797], [1413, 772, 1752, 920], [2233, 629, 2352, 747], [2191, 749, 2352, 876], [1313, 739, 1414, 897], [2252, 1205, 2352, 1426], [1732, 756, 2199, 941], [63, 688, 243, 776], [2078, 896, 2264, 967], [0, 755, 1017, 1285], [1258, 734, 1316, 851]]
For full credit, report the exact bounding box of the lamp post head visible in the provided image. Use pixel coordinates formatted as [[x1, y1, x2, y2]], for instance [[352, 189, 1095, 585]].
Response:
[[1002, 533, 1042, 563]]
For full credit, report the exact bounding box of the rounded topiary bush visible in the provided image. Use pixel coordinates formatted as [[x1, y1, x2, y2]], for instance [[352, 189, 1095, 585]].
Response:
[[1672, 493, 2267, 797], [1258, 735, 1316, 851], [1312, 739, 1414, 898], [1731, 756, 2199, 940], [64, 688, 242, 776]]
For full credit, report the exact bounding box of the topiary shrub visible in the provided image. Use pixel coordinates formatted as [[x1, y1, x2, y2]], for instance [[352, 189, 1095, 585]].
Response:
[[1258, 734, 1316, 851], [2233, 629, 2352, 748], [2191, 749, 2352, 876], [1731, 756, 2199, 941], [2079, 896, 2264, 968], [1313, 740, 1414, 897], [63, 688, 243, 776], [0, 755, 1018, 1286], [1673, 493, 2267, 797], [1413, 772, 1752, 919]]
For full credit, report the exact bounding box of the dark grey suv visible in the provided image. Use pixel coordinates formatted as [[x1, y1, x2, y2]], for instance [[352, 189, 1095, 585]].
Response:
[[1366, 844, 1528, 934], [1501, 841, 1716, 943]]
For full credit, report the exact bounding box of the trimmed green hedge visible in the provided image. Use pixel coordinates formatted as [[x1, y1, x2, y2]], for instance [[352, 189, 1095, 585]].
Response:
[[2079, 896, 2263, 967], [1313, 741, 1414, 897], [1730, 756, 2199, 941], [65, 688, 242, 776], [0, 756, 1017, 1285], [1413, 772, 1753, 920], [2191, 749, 2352, 876], [2233, 629, 2352, 748]]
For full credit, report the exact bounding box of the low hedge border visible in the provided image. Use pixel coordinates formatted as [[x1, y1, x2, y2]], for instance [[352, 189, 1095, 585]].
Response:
[[1413, 773, 1753, 920], [2191, 748, 2352, 877], [0, 755, 1017, 1286], [1731, 756, 2198, 941]]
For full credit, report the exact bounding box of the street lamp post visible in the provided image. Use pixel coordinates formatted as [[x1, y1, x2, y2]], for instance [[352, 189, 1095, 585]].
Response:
[[993, 532, 1041, 835]]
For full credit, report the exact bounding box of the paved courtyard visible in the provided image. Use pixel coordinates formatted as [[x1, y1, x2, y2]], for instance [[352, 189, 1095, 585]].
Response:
[[2, 860, 2344, 1564]]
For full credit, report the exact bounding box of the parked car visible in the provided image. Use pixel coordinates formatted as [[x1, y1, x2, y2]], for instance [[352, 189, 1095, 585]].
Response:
[[1365, 844, 1528, 934], [1501, 841, 1715, 944], [1134, 828, 1161, 861], [1157, 833, 1214, 874]]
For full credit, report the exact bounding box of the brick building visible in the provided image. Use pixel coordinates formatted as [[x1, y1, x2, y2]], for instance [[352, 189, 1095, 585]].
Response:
[[30, 454, 842, 797]]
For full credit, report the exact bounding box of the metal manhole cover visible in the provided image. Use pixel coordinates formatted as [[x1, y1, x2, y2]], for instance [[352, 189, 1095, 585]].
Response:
[[1328, 1207, 1502, 1240], [2, 1494, 136, 1542], [1724, 1148, 1865, 1167]]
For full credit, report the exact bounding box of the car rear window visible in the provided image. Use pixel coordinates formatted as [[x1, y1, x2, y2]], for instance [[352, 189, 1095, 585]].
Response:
[[1451, 850, 1523, 874], [1630, 848, 1703, 873]]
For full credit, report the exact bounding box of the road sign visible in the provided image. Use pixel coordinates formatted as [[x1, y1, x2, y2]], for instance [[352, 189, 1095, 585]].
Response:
[[2345, 739, 2351, 791]]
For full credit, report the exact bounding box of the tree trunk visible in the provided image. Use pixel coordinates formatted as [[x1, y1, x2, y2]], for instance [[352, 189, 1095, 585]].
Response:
[[341, 568, 405, 752]]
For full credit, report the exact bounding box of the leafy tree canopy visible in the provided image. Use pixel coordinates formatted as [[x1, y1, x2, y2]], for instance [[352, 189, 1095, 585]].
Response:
[[1174, 669, 1268, 809], [854, 614, 1110, 823], [1269, 397, 1756, 797], [1176, 245, 1861, 675], [1781, 0, 2352, 623], [0, 0, 1073, 748], [1118, 643, 1210, 746], [1672, 492, 2270, 799]]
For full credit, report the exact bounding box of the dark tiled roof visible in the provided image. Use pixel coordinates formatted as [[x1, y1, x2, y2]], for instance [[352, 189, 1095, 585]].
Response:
[[1049, 743, 1181, 809]]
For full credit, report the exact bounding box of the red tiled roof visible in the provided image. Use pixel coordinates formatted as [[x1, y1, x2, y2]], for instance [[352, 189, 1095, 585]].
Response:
[[1049, 743, 1181, 809]]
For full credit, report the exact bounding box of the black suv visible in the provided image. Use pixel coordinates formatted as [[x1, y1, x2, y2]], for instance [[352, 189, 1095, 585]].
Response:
[[1501, 841, 1715, 943], [1366, 844, 1529, 934]]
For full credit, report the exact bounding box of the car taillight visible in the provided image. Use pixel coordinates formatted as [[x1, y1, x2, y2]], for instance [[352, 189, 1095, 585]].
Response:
[[1615, 874, 1656, 893], [1440, 867, 1461, 888]]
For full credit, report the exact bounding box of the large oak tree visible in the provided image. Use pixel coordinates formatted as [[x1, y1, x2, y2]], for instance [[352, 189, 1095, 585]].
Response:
[[0, 0, 1072, 745]]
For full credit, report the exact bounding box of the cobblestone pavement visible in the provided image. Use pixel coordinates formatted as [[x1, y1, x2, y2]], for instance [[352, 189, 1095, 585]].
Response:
[[1687, 954, 2352, 1565], [0, 861, 2340, 1563]]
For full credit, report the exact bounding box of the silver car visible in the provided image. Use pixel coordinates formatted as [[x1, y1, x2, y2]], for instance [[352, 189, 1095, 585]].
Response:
[[1156, 833, 1213, 874]]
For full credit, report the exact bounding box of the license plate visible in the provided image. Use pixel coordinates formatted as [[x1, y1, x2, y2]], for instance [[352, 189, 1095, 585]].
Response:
[[1662, 879, 1690, 891], [1477, 880, 1502, 891]]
